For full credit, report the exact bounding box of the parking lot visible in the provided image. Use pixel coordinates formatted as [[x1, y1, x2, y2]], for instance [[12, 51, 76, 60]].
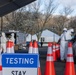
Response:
[[15, 46, 76, 75]]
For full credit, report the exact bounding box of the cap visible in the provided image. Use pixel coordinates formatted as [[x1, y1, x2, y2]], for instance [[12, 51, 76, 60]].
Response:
[[70, 29, 74, 32], [63, 28, 67, 31], [11, 33, 14, 36], [2, 32, 5, 36]]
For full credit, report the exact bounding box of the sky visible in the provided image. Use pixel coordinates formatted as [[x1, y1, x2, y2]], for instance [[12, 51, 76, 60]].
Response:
[[39, 0, 76, 16], [55, 0, 76, 16], [58, 0, 76, 7]]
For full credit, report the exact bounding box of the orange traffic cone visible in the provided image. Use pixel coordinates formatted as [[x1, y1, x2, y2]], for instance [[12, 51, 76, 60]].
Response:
[[11, 42, 14, 53], [44, 42, 56, 75], [38, 61, 41, 75], [0, 54, 2, 75], [64, 42, 75, 75], [28, 41, 33, 53], [33, 41, 38, 53], [33, 41, 41, 75], [6, 40, 13, 53], [56, 44, 60, 59], [57, 44, 60, 58], [52, 43, 57, 61]]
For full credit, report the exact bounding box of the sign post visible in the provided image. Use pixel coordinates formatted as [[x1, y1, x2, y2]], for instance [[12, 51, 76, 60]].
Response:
[[2, 54, 38, 75]]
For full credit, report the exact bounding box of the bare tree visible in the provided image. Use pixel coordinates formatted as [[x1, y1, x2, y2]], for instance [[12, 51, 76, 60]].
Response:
[[69, 17, 76, 33], [53, 6, 74, 35], [28, 0, 59, 41], [61, 6, 74, 17], [53, 15, 68, 35], [4, 10, 25, 32], [4, 0, 58, 41], [4, 7, 35, 33]]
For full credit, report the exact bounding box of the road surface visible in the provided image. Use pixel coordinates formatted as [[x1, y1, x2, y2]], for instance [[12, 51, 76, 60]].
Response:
[[15, 46, 76, 75]]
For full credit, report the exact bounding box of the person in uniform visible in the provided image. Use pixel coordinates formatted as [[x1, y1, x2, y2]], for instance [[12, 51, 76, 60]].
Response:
[[59, 28, 68, 62], [1, 32, 7, 53]]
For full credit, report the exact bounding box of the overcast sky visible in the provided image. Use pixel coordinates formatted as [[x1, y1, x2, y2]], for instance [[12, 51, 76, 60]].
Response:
[[58, 0, 76, 7], [39, 0, 76, 16], [56, 0, 76, 16]]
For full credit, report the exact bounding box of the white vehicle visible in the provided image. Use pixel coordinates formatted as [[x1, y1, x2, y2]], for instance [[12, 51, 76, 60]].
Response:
[[5, 30, 27, 50]]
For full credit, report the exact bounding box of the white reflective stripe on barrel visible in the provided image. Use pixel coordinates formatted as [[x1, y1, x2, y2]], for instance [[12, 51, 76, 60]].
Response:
[[47, 47, 52, 54], [56, 45, 59, 50], [7, 48, 12, 53], [53, 45, 55, 48], [53, 49, 55, 52], [29, 47, 33, 53], [11, 46, 14, 53], [47, 56, 53, 61], [56, 46, 58, 48], [33, 48, 38, 53], [38, 61, 40, 67], [67, 57, 74, 62], [67, 48, 73, 54]]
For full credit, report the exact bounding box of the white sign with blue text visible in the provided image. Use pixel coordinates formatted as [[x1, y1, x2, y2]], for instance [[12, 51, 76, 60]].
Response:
[[2, 54, 38, 75]]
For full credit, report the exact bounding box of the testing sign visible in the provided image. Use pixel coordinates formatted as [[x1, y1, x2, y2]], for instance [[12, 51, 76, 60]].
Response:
[[2, 54, 38, 75]]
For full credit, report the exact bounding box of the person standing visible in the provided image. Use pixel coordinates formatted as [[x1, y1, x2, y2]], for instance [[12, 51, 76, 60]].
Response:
[[41, 38, 43, 47], [1, 32, 7, 53], [10, 33, 15, 43], [65, 29, 74, 41], [65, 28, 74, 59], [0, 43, 2, 75], [59, 28, 68, 62], [10, 33, 15, 53]]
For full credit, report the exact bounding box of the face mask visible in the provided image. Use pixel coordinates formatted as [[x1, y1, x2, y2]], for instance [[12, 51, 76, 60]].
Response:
[[71, 36, 74, 39]]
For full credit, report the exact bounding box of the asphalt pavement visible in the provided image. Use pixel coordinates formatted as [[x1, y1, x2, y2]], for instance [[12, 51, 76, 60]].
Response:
[[15, 46, 76, 75]]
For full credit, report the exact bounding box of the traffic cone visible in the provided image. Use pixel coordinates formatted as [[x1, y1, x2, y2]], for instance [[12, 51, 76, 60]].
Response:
[[64, 42, 75, 75], [55, 43, 60, 59], [28, 41, 33, 53], [44, 42, 56, 75], [0, 54, 2, 75], [33, 41, 38, 53], [38, 61, 41, 75], [57, 44, 60, 58], [33, 41, 41, 75], [6, 40, 13, 53], [11, 42, 14, 53], [52, 43, 57, 61]]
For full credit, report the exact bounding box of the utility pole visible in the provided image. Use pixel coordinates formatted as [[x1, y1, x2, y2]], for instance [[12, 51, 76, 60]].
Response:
[[52, 27, 55, 43], [30, 25, 32, 41], [1, 17, 3, 31]]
